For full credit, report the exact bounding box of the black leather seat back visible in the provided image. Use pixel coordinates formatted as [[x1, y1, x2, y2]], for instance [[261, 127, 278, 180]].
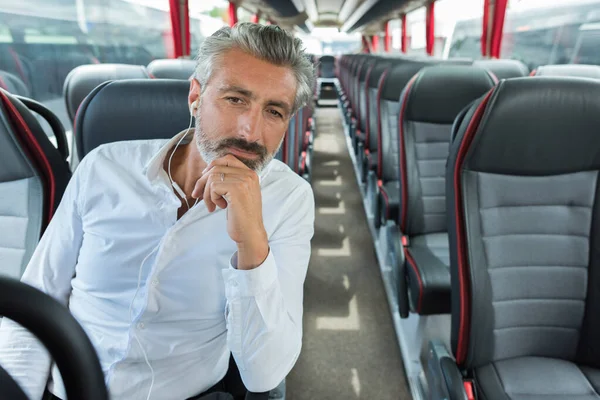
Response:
[[319, 55, 335, 79], [399, 65, 496, 236], [447, 76, 600, 370], [0, 71, 30, 97], [147, 59, 196, 80], [366, 59, 395, 154], [0, 89, 71, 278], [379, 61, 430, 182], [358, 57, 378, 135], [474, 59, 529, 80], [63, 63, 150, 124], [533, 64, 600, 79], [74, 79, 192, 159]]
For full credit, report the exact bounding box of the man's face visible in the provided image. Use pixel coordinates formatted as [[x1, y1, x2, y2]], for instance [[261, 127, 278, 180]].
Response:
[[189, 48, 297, 172]]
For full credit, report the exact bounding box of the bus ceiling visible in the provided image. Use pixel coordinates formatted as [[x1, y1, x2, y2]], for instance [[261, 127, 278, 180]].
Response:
[[169, 0, 509, 58]]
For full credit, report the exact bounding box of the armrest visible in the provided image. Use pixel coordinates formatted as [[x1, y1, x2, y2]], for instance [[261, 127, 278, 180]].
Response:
[[425, 340, 470, 400], [387, 223, 409, 318]]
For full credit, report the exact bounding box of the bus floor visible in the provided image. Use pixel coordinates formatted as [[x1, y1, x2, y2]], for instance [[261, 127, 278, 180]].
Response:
[[286, 106, 411, 400]]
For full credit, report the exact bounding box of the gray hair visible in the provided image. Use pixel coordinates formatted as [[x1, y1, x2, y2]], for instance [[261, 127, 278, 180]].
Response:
[[194, 22, 316, 115]]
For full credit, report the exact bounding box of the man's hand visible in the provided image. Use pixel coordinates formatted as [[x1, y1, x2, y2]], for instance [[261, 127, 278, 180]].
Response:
[[192, 155, 269, 269]]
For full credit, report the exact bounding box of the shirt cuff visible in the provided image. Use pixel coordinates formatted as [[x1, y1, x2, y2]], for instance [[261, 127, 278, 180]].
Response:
[[222, 249, 278, 298]]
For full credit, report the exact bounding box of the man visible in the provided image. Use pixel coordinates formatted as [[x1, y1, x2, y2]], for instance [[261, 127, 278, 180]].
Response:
[[0, 23, 316, 400]]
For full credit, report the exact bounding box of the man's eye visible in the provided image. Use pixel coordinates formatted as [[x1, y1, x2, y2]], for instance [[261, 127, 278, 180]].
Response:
[[226, 97, 243, 104], [268, 109, 283, 118]]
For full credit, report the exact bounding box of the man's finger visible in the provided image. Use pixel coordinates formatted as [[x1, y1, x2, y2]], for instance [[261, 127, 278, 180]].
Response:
[[202, 154, 250, 173], [191, 173, 210, 199], [203, 173, 245, 212]]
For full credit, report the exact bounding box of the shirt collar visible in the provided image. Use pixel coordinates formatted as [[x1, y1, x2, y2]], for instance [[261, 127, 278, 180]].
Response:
[[144, 129, 193, 184], [143, 129, 273, 185]]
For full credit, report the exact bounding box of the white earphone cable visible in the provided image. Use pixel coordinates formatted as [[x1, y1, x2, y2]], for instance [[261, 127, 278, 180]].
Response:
[[129, 103, 198, 400]]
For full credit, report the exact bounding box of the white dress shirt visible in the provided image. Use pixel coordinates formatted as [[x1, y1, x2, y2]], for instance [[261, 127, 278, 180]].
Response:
[[0, 129, 315, 400]]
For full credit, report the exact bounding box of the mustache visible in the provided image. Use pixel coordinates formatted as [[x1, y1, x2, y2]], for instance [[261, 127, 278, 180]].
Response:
[[215, 138, 267, 157]]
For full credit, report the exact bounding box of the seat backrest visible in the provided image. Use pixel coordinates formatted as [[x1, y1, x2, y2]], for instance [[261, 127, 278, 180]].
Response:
[[74, 79, 191, 159], [379, 61, 431, 182], [146, 59, 196, 80], [285, 113, 297, 171], [398, 65, 496, 236], [63, 63, 150, 124], [533, 64, 600, 79], [474, 59, 530, 80], [0, 89, 71, 278], [366, 58, 395, 154], [447, 76, 600, 370], [319, 55, 335, 78], [358, 57, 378, 134], [0, 70, 30, 97]]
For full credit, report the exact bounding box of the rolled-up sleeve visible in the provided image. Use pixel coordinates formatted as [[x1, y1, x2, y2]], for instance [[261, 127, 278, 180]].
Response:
[[0, 158, 88, 400], [221, 183, 315, 392]]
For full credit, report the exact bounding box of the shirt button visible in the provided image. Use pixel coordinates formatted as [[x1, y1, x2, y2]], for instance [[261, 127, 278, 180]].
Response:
[[137, 322, 145, 329], [152, 279, 159, 287], [230, 280, 238, 288]]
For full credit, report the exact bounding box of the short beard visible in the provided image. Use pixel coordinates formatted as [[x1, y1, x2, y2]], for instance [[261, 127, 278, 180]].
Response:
[[193, 102, 279, 173]]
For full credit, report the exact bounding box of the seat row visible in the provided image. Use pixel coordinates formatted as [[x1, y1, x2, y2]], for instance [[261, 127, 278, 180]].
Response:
[[0, 58, 315, 178], [336, 53, 600, 399]]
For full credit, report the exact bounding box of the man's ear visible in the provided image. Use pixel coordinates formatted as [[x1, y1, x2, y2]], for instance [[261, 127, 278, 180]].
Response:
[[188, 78, 202, 110]]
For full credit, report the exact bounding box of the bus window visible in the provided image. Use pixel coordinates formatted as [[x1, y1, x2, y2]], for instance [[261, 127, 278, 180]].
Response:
[[572, 25, 600, 65]]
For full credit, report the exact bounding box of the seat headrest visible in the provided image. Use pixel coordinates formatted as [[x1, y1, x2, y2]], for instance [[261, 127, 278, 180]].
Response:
[[74, 79, 192, 159], [455, 77, 600, 174], [367, 59, 395, 88], [0, 71, 30, 97], [474, 59, 530, 80], [0, 89, 71, 227], [63, 64, 150, 124], [402, 65, 496, 124], [146, 59, 196, 80], [381, 61, 430, 101], [533, 64, 600, 79]]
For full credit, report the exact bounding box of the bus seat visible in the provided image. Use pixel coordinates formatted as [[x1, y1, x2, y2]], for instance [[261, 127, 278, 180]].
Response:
[[74, 79, 191, 159], [532, 64, 600, 79], [390, 65, 496, 317], [437, 76, 600, 400], [147, 59, 196, 80], [63, 63, 151, 125], [0, 71, 30, 97], [318, 55, 335, 79], [474, 59, 530, 80], [358, 57, 394, 184], [372, 60, 429, 229], [0, 88, 71, 278]]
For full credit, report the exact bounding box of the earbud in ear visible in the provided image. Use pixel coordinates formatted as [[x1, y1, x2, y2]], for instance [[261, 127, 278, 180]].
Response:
[[189, 100, 199, 116]]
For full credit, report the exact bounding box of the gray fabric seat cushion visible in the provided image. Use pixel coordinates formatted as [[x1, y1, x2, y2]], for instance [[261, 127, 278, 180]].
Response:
[[405, 233, 450, 315], [475, 357, 600, 400]]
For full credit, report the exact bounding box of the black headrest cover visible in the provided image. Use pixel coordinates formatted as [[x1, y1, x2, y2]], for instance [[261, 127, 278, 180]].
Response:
[[463, 77, 600, 175], [75, 79, 192, 158], [64, 64, 150, 122], [405, 65, 496, 123]]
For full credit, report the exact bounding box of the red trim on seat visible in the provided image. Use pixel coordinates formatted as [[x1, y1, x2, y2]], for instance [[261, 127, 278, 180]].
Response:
[[464, 381, 475, 400], [398, 74, 419, 231], [405, 249, 424, 313], [529, 69, 537, 76], [364, 64, 376, 145], [453, 88, 495, 365], [487, 71, 499, 84], [378, 180, 390, 219], [0, 76, 7, 91], [376, 69, 389, 178], [0, 91, 56, 224]]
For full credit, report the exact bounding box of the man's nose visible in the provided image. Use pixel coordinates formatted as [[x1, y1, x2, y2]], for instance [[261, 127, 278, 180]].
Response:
[[237, 107, 262, 141]]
